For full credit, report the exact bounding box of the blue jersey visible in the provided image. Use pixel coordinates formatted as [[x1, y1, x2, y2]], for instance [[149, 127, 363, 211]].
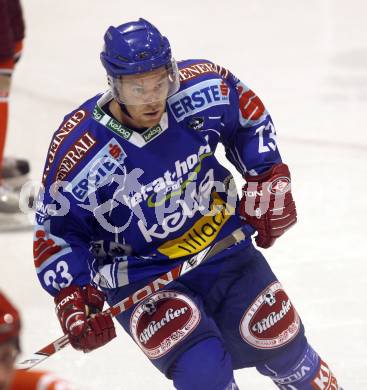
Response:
[[34, 59, 282, 296]]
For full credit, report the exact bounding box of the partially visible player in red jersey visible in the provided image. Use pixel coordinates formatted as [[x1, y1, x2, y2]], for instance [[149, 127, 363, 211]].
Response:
[[0, 291, 74, 390], [0, 0, 31, 215]]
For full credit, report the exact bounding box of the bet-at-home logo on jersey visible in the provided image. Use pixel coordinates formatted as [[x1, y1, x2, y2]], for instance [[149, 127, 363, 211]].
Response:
[[130, 135, 235, 257], [168, 79, 230, 122], [122, 137, 212, 210]]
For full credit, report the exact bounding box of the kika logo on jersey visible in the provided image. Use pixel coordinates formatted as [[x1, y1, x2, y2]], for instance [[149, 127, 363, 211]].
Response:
[[42, 110, 87, 183], [130, 291, 201, 359], [54, 132, 97, 182], [239, 282, 300, 349], [168, 79, 230, 122], [65, 138, 126, 202]]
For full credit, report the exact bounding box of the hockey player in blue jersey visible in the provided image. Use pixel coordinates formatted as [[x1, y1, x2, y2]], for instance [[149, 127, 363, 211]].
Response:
[[34, 18, 341, 389]]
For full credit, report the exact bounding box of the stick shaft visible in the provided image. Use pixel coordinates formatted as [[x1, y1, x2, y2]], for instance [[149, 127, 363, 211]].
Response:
[[16, 228, 247, 370]]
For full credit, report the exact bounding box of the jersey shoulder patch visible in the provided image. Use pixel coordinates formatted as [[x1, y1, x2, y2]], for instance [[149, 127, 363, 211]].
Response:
[[177, 59, 231, 84], [169, 60, 232, 123], [41, 96, 103, 186]]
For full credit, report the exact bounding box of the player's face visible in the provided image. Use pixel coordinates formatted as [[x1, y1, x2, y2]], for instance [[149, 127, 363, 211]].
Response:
[[117, 67, 170, 128], [119, 67, 171, 106], [123, 99, 166, 129], [0, 343, 17, 390]]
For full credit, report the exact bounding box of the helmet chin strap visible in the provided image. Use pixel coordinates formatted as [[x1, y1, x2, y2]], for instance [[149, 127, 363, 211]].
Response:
[[118, 102, 133, 119], [116, 101, 148, 132]]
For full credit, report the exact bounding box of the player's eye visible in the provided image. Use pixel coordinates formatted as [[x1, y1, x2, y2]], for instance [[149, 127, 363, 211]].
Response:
[[155, 80, 168, 92], [131, 86, 145, 95], [156, 82, 164, 90]]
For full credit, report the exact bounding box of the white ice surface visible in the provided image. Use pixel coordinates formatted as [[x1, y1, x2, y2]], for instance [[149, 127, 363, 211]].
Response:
[[1, 0, 367, 388]]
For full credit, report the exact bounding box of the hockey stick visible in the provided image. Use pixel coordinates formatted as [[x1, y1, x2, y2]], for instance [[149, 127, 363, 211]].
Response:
[[16, 227, 249, 370]]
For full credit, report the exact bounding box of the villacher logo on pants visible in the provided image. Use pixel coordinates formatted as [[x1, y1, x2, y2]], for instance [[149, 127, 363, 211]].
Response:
[[130, 290, 201, 359], [239, 281, 301, 349]]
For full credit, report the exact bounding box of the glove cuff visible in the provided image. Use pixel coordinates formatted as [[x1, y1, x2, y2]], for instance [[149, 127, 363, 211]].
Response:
[[54, 285, 84, 311], [54, 285, 86, 336], [245, 163, 291, 182]]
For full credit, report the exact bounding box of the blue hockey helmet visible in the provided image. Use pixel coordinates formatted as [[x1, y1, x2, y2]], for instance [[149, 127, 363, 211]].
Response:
[[100, 19, 180, 105]]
